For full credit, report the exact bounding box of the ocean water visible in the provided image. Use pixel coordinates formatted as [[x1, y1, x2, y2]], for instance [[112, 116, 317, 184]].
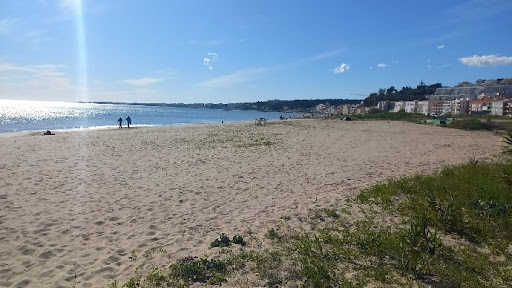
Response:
[[0, 100, 298, 133]]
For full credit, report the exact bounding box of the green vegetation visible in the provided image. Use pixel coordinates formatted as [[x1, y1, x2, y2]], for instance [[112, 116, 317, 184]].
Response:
[[266, 228, 283, 241], [232, 235, 247, 247], [210, 233, 231, 248], [362, 82, 442, 107], [210, 233, 247, 248], [347, 111, 512, 133], [447, 118, 512, 132], [356, 161, 512, 285], [505, 132, 512, 154], [350, 111, 426, 122], [447, 118, 487, 130], [110, 161, 512, 287], [93, 98, 361, 113]]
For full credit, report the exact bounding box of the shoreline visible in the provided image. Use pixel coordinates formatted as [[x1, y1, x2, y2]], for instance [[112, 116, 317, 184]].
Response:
[[0, 119, 503, 287], [0, 119, 267, 137]]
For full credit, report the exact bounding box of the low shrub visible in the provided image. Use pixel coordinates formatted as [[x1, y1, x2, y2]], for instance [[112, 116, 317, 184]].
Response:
[[448, 118, 486, 130], [210, 233, 231, 248]]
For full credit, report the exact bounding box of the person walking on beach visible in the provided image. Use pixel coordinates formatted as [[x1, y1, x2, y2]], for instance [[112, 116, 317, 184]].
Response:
[[118, 117, 123, 128], [126, 116, 132, 128]]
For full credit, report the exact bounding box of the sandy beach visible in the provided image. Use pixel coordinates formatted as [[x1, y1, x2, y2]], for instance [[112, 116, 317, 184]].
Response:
[[0, 119, 504, 287]]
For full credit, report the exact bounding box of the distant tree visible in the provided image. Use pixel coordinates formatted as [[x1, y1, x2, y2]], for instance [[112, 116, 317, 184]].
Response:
[[457, 81, 473, 87], [362, 82, 443, 107], [386, 86, 397, 95], [363, 93, 379, 107]]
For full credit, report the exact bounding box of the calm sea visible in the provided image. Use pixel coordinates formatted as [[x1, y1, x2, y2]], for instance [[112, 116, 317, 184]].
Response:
[[0, 100, 298, 133]]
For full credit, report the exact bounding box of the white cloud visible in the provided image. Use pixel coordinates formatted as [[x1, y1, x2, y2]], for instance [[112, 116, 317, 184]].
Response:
[[437, 44, 445, 49], [199, 67, 268, 88], [123, 77, 163, 87], [459, 54, 512, 67], [333, 63, 350, 74], [203, 52, 218, 71], [377, 63, 387, 68], [391, 60, 399, 64]]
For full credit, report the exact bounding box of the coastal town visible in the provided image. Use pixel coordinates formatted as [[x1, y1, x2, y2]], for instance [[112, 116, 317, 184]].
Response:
[[315, 78, 512, 117]]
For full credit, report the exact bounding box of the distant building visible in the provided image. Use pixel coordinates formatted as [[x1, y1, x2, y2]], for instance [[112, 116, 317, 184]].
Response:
[[342, 104, 352, 115], [416, 101, 430, 115], [377, 100, 392, 111], [442, 100, 454, 115], [404, 101, 416, 113], [428, 99, 444, 115], [489, 99, 509, 116], [470, 98, 494, 115], [315, 104, 330, 112], [368, 79, 511, 116], [432, 83, 512, 101], [393, 101, 405, 112], [453, 98, 470, 115]]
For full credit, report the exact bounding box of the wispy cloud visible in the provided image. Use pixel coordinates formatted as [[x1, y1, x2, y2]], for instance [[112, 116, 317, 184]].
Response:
[[0, 63, 75, 100], [59, 0, 82, 11], [459, 54, 512, 67], [377, 63, 387, 68], [207, 40, 223, 46], [199, 67, 269, 88], [443, 0, 512, 26], [123, 77, 163, 87], [0, 63, 67, 77], [0, 18, 21, 34], [301, 49, 345, 62], [437, 44, 445, 49], [187, 40, 224, 46], [25, 29, 52, 45], [333, 63, 350, 74], [203, 52, 218, 71], [436, 64, 450, 69]]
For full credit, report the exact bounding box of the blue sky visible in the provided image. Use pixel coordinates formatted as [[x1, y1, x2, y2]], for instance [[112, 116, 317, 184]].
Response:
[[1, 0, 511, 104]]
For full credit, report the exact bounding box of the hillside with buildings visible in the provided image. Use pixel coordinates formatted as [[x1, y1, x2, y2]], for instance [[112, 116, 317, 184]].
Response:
[[315, 78, 512, 117]]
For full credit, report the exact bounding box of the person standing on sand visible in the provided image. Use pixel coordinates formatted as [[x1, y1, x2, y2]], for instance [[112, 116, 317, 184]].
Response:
[[118, 117, 123, 128], [126, 116, 131, 128]]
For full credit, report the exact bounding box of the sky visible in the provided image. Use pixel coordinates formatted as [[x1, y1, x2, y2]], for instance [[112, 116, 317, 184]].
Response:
[[1, 0, 512, 104]]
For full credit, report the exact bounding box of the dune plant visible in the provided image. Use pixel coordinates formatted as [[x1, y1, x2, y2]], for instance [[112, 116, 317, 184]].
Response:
[[210, 233, 231, 248], [110, 162, 512, 288], [231, 235, 247, 246], [504, 132, 512, 154]]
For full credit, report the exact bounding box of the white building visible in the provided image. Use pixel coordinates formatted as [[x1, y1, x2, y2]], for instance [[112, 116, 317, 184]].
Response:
[[416, 101, 430, 115], [404, 101, 417, 113], [392, 101, 405, 112], [442, 100, 454, 115]]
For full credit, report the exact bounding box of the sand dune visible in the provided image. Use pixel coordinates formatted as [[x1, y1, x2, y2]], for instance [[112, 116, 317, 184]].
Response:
[[0, 119, 503, 287]]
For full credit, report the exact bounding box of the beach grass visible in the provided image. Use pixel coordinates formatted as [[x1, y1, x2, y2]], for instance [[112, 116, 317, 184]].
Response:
[[349, 111, 426, 122], [109, 159, 512, 287]]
